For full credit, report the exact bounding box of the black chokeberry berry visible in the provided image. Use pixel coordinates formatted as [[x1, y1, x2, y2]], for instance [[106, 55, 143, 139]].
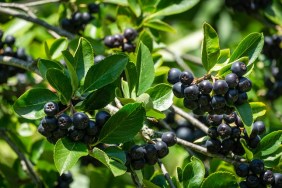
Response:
[[231, 127, 241, 139], [104, 36, 115, 48], [211, 95, 226, 109], [16, 48, 27, 60], [53, 128, 68, 139], [221, 138, 234, 154], [235, 163, 249, 177], [83, 134, 96, 145], [37, 123, 52, 137], [144, 144, 158, 165], [250, 159, 264, 174], [44, 101, 59, 116], [239, 181, 248, 188], [236, 92, 248, 105], [206, 114, 223, 126], [184, 85, 199, 100], [208, 127, 218, 139], [231, 62, 247, 77], [225, 73, 239, 88], [167, 68, 181, 84], [232, 141, 245, 155], [273, 173, 282, 187], [176, 127, 194, 142], [88, 3, 100, 13], [131, 158, 146, 170], [81, 12, 92, 24], [122, 42, 135, 52], [247, 135, 261, 149], [198, 80, 213, 94], [154, 141, 169, 158], [261, 170, 274, 184], [4, 35, 15, 46], [41, 116, 57, 132], [246, 175, 260, 188], [213, 80, 229, 95], [217, 123, 232, 138], [198, 94, 210, 106], [112, 34, 124, 47], [224, 112, 237, 123], [57, 114, 72, 129], [3, 47, 13, 56], [161, 132, 177, 147], [86, 121, 99, 136], [179, 71, 194, 85], [253, 121, 266, 135], [95, 111, 111, 127], [225, 89, 239, 105], [183, 98, 198, 110], [130, 145, 145, 160], [238, 77, 252, 92], [172, 82, 184, 98], [68, 127, 85, 141], [205, 138, 221, 153], [73, 112, 89, 129], [123, 28, 138, 41]]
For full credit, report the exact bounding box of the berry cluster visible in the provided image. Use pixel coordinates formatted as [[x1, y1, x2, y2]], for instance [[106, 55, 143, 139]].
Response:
[[60, 3, 99, 34], [205, 113, 265, 155], [126, 132, 176, 170], [55, 171, 73, 188], [168, 61, 252, 115], [263, 35, 282, 60], [235, 159, 282, 188], [225, 0, 271, 13], [104, 28, 138, 53], [0, 30, 32, 84], [37, 101, 111, 145]]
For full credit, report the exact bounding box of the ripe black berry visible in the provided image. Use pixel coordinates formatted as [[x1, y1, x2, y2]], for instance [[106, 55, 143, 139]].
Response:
[[112, 34, 124, 47], [53, 128, 68, 140], [161, 132, 177, 146], [154, 141, 169, 158], [231, 62, 247, 77], [213, 80, 229, 95], [217, 123, 232, 138], [183, 98, 198, 110], [86, 121, 99, 136], [104, 36, 115, 48], [81, 12, 92, 24], [184, 85, 199, 100], [238, 77, 252, 92], [83, 135, 96, 144], [231, 127, 241, 139], [94, 55, 105, 64], [253, 121, 266, 135], [208, 127, 219, 139], [172, 82, 184, 98], [73, 112, 89, 129], [44, 101, 59, 116], [224, 112, 237, 123], [167, 68, 181, 84], [179, 71, 194, 85], [221, 138, 234, 153], [72, 12, 82, 24], [225, 73, 239, 88], [273, 173, 282, 187], [41, 116, 57, 131], [16, 48, 27, 60], [37, 124, 52, 137], [206, 114, 223, 126], [211, 95, 226, 109], [232, 141, 245, 155], [176, 127, 194, 142], [246, 175, 260, 188], [205, 138, 221, 153], [95, 111, 111, 127], [130, 145, 145, 160], [239, 181, 248, 188], [236, 163, 249, 177], [250, 159, 264, 174], [68, 127, 85, 141], [236, 92, 248, 105], [57, 114, 72, 129], [88, 3, 100, 13], [144, 144, 158, 165], [198, 80, 213, 94], [122, 42, 135, 52], [247, 135, 261, 149], [3, 47, 13, 56], [198, 94, 210, 106], [123, 28, 138, 41], [225, 89, 239, 105], [261, 170, 274, 184], [4, 35, 15, 46], [131, 158, 146, 170]]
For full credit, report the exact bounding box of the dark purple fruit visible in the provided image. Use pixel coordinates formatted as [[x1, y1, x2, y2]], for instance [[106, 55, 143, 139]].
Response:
[[86, 121, 99, 136], [225, 89, 239, 105], [179, 71, 194, 85], [235, 163, 249, 177], [130, 145, 145, 160], [88, 3, 100, 13], [246, 175, 260, 188], [211, 95, 226, 109], [176, 127, 194, 142], [206, 114, 223, 126], [231, 61, 247, 77], [123, 28, 138, 41], [37, 124, 52, 137], [104, 35, 115, 48], [205, 138, 221, 153], [198, 80, 213, 94], [261, 170, 274, 184], [235, 92, 248, 105], [81, 12, 92, 24], [224, 112, 237, 123], [273, 173, 282, 187], [250, 159, 264, 174], [253, 121, 266, 135], [183, 98, 198, 110], [198, 94, 210, 106], [144, 144, 158, 165], [238, 77, 252, 92], [131, 158, 146, 170], [122, 42, 135, 52], [213, 80, 229, 95], [95, 111, 111, 127], [68, 127, 85, 141], [184, 85, 199, 100], [172, 82, 185, 98], [232, 141, 245, 155], [247, 135, 261, 149], [167, 68, 181, 84], [57, 114, 72, 129], [73, 112, 89, 129], [225, 73, 239, 88], [41, 116, 57, 131], [161, 132, 177, 147], [4, 35, 15, 46], [53, 128, 68, 139], [217, 123, 232, 138], [208, 127, 218, 139], [44, 101, 59, 116], [112, 34, 124, 47], [154, 141, 169, 158]]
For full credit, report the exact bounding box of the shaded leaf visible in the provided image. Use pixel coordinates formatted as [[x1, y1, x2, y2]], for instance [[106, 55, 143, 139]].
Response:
[[183, 156, 205, 188], [38, 59, 64, 80], [235, 103, 253, 136], [62, 50, 79, 92], [201, 171, 237, 188], [250, 102, 266, 120], [146, 84, 173, 111], [49, 38, 68, 60], [144, 20, 176, 33]]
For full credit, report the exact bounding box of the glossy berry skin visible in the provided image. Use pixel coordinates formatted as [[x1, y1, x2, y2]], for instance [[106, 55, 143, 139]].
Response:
[[57, 114, 72, 129], [88, 3, 100, 13], [53, 128, 68, 139], [122, 42, 135, 52], [231, 62, 247, 77], [179, 71, 194, 85], [224, 112, 237, 123], [81, 12, 92, 24], [68, 127, 85, 141], [236, 163, 249, 177], [73, 112, 89, 129], [248, 135, 261, 149], [94, 55, 105, 64], [231, 127, 241, 139], [104, 35, 115, 48], [154, 141, 169, 158], [198, 80, 213, 94], [232, 141, 245, 155], [225, 73, 239, 88], [217, 123, 232, 138], [211, 95, 226, 109], [72, 12, 82, 25], [86, 121, 99, 136], [95, 111, 111, 127], [208, 127, 218, 139], [61, 18, 73, 31], [37, 124, 52, 137], [167, 68, 181, 84], [131, 158, 146, 170], [183, 98, 198, 110], [161, 132, 177, 146], [144, 144, 158, 165], [123, 28, 138, 41], [198, 94, 210, 106], [44, 102, 59, 116], [213, 80, 229, 95], [41, 116, 57, 131], [130, 145, 145, 160], [172, 82, 184, 98], [112, 34, 124, 47], [176, 127, 194, 142], [246, 175, 260, 188], [221, 138, 234, 154], [4, 35, 15, 46], [273, 173, 282, 187], [250, 159, 264, 174], [206, 114, 223, 126], [184, 85, 199, 100], [238, 77, 252, 92], [261, 170, 274, 184], [253, 121, 266, 135], [236, 92, 248, 105], [206, 138, 221, 153], [225, 89, 239, 105]]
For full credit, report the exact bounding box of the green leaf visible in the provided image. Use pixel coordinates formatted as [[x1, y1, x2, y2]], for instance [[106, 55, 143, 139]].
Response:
[[37, 59, 64, 80], [177, 167, 183, 182], [210, 49, 230, 72], [104, 147, 126, 164], [128, 0, 141, 17], [146, 109, 166, 119], [183, 156, 205, 188], [254, 130, 282, 157], [235, 103, 253, 136], [90, 148, 127, 177], [147, 0, 199, 19], [136, 93, 154, 110], [144, 20, 176, 33], [84, 54, 128, 92], [229, 33, 264, 65], [146, 84, 173, 111], [201, 171, 237, 188], [49, 38, 68, 60], [265, 0, 282, 26], [125, 62, 137, 96], [139, 30, 153, 52], [201, 23, 220, 72], [136, 42, 155, 96], [46, 69, 73, 104], [62, 50, 79, 92], [74, 37, 94, 81], [13, 88, 58, 119], [250, 102, 266, 120], [240, 139, 253, 161], [98, 103, 145, 144], [54, 138, 88, 175], [217, 56, 249, 78]]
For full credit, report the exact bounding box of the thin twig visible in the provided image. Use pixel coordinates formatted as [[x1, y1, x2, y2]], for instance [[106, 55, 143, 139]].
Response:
[[0, 2, 36, 17], [129, 168, 142, 188], [159, 119, 173, 131], [164, 48, 191, 71], [157, 159, 176, 188], [114, 97, 123, 109], [0, 7, 74, 39], [105, 104, 119, 114], [0, 56, 40, 75], [172, 105, 209, 134], [24, 0, 62, 7], [0, 130, 43, 186]]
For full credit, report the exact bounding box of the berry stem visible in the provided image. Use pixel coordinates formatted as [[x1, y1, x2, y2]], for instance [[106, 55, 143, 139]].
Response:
[[157, 159, 176, 188], [193, 74, 211, 84], [129, 167, 142, 188]]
